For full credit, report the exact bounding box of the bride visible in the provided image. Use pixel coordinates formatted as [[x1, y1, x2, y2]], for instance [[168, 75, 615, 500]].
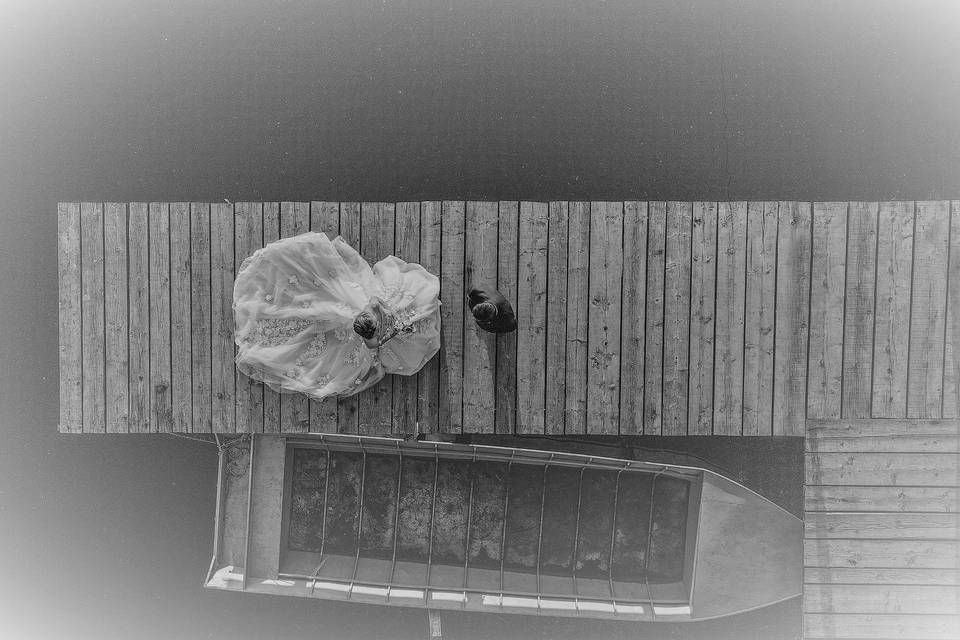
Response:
[[233, 232, 441, 399]]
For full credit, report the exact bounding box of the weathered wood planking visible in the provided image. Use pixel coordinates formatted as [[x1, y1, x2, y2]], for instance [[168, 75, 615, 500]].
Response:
[[743, 201, 777, 435], [80, 203, 106, 433], [804, 539, 960, 569], [806, 452, 960, 486], [774, 201, 812, 436], [662, 202, 692, 434], [190, 203, 213, 434], [805, 486, 959, 513], [439, 201, 465, 433], [808, 203, 847, 421], [587, 201, 623, 434], [619, 201, 647, 435], [462, 201, 498, 433], [872, 201, 914, 418], [518, 201, 549, 433], [804, 584, 960, 614], [688, 202, 716, 435], [495, 201, 519, 434], [803, 613, 959, 639], [944, 201, 960, 419], [564, 202, 589, 434], [392, 201, 421, 434], [804, 512, 959, 539], [309, 201, 340, 433], [545, 201, 569, 434], [644, 201, 667, 434], [128, 203, 150, 432], [358, 202, 394, 434], [169, 203, 191, 433], [805, 567, 960, 585], [104, 203, 129, 433], [418, 201, 442, 433], [58, 203, 83, 432], [261, 203, 281, 432], [148, 203, 172, 432], [211, 203, 236, 433], [842, 202, 879, 419], [908, 201, 950, 419], [336, 202, 361, 434], [235, 203, 264, 434], [713, 201, 746, 435]]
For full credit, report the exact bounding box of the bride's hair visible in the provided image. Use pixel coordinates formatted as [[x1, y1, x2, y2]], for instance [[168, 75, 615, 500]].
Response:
[[353, 312, 378, 340], [472, 301, 498, 322]]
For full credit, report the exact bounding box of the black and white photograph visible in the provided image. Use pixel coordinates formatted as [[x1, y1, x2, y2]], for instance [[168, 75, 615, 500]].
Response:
[[2, 1, 958, 639]]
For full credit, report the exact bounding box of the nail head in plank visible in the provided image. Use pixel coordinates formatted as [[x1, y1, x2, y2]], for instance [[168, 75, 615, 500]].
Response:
[[586, 201, 623, 435], [393, 201, 421, 434], [743, 201, 778, 435], [688, 201, 717, 435], [773, 201, 812, 436], [908, 201, 950, 418], [545, 202, 569, 435], [148, 203, 172, 433], [644, 202, 667, 434], [235, 203, 265, 434], [662, 201, 692, 435], [842, 202, 879, 419], [58, 202, 82, 433], [169, 202, 192, 433], [463, 201, 498, 433], [418, 201, 442, 433], [712, 201, 747, 435], [808, 202, 848, 421], [439, 201, 465, 433], [518, 201, 549, 434]]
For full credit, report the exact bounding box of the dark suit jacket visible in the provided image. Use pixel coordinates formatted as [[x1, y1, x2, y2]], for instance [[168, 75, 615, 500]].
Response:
[[467, 287, 517, 334]]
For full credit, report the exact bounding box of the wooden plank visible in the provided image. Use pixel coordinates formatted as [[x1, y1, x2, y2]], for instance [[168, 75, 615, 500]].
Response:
[[462, 201, 498, 433], [806, 452, 960, 486], [392, 202, 420, 434], [644, 201, 667, 434], [805, 486, 959, 513], [104, 203, 129, 433], [545, 201, 569, 434], [211, 203, 236, 433], [804, 512, 960, 539], [688, 201, 717, 435], [619, 201, 647, 435], [495, 201, 519, 434], [169, 203, 192, 433], [713, 201, 747, 435], [277, 202, 310, 433], [807, 435, 960, 454], [357, 202, 395, 435], [804, 584, 960, 614], [58, 202, 82, 433], [663, 201, 692, 435], [805, 567, 960, 586], [808, 202, 848, 421], [564, 202, 590, 434], [190, 203, 212, 434], [872, 201, 915, 418], [419, 201, 442, 433], [774, 201, 812, 436], [908, 201, 951, 418], [945, 201, 960, 418], [262, 203, 281, 432], [586, 201, 623, 434], [807, 418, 960, 438], [148, 202, 171, 433], [80, 203, 106, 433], [128, 203, 150, 433], [843, 201, 879, 419], [439, 201, 465, 433], [518, 201, 549, 433], [308, 201, 340, 433], [235, 202, 264, 434], [743, 201, 778, 435], [803, 613, 960, 639], [804, 539, 960, 569]]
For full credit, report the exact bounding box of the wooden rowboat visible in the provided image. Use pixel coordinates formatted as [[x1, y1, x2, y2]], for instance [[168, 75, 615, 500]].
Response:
[[205, 434, 801, 621]]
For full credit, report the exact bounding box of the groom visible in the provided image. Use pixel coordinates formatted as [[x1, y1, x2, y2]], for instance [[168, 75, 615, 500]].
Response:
[[467, 286, 517, 334]]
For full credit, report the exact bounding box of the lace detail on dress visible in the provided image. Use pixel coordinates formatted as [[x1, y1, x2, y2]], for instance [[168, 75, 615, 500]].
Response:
[[344, 342, 363, 366], [295, 333, 327, 366], [245, 318, 313, 347]]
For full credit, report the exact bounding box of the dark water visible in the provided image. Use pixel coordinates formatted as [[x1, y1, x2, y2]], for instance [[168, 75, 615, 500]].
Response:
[[3, 1, 959, 638]]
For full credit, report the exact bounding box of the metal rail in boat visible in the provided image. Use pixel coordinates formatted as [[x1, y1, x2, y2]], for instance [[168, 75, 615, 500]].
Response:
[[205, 434, 801, 622]]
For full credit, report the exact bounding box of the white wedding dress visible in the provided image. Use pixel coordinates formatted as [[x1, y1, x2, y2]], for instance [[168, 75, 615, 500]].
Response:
[[233, 232, 441, 399]]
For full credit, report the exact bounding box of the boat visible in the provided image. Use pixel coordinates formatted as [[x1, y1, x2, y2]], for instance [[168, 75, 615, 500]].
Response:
[[205, 434, 801, 621]]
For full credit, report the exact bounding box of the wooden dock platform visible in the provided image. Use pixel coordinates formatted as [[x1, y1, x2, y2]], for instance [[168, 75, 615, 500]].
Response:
[[58, 200, 959, 435], [804, 418, 959, 639]]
